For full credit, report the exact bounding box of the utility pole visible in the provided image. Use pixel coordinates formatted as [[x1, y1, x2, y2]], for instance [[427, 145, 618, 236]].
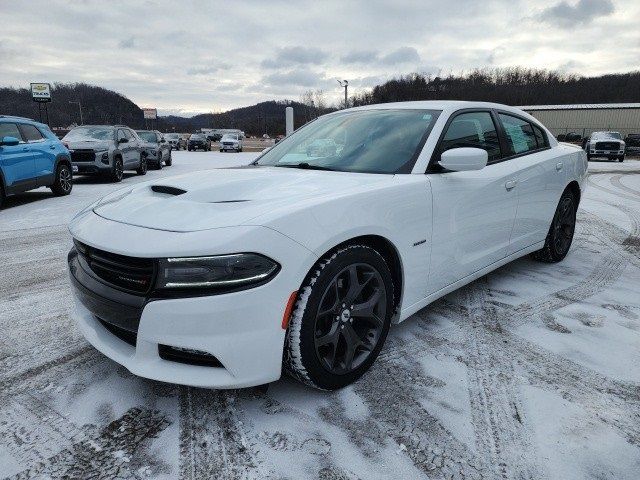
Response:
[[69, 100, 83, 125], [337, 79, 348, 109]]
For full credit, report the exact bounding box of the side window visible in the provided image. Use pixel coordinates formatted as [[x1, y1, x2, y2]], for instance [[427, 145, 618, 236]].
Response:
[[440, 111, 501, 162], [532, 124, 548, 149], [0, 123, 24, 142], [498, 113, 538, 155], [117, 129, 127, 142], [20, 124, 45, 142]]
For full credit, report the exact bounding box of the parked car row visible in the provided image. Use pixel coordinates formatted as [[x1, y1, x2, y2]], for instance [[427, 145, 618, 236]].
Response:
[[62, 126, 173, 181], [0, 116, 176, 209]]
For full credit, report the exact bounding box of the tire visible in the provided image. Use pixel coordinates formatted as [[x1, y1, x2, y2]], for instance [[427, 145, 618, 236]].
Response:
[[284, 244, 394, 390], [531, 189, 577, 263], [165, 152, 172, 166], [136, 156, 147, 175], [220, 149, 223, 152], [50, 163, 73, 196], [0, 183, 4, 210], [111, 157, 124, 182], [586, 154, 591, 161], [619, 156, 625, 162]]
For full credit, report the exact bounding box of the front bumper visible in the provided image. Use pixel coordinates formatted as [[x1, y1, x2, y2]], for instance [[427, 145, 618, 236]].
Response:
[[67, 214, 317, 388]]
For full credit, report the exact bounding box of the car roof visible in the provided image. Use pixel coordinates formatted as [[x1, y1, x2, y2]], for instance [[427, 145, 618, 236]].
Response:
[[0, 115, 49, 128], [334, 100, 539, 121]]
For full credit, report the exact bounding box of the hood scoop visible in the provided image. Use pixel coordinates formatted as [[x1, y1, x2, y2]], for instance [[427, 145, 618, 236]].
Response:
[[151, 185, 186, 196]]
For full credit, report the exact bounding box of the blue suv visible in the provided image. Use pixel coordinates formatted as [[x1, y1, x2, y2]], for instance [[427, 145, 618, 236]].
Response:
[[0, 115, 73, 208]]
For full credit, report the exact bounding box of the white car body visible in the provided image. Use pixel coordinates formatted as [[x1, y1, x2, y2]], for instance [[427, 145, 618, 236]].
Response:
[[220, 133, 243, 152], [68, 101, 587, 389], [584, 131, 626, 160]]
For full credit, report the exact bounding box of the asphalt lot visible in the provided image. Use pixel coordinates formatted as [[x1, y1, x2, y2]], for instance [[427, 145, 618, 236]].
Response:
[[1, 152, 639, 479]]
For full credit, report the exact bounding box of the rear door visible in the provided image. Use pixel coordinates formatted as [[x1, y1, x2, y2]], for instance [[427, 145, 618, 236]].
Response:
[[0, 122, 35, 189], [19, 123, 55, 180], [496, 112, 566, 253], [427, 110, 520, 292]]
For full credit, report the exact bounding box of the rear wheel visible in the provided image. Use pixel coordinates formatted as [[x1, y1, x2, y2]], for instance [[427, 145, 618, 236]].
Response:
[[0, 183, 5, 209], [619, 155, 625, 162], [531, 189, 577, 263], [50, 163, 73, 196], [111, 157, 124, 182], [165, 151, 172, 166], [284, 245, 394, 390]]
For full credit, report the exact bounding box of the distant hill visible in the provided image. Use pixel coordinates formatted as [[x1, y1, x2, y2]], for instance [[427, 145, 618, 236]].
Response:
[[352, 68, 640, 106], [0, 83, 325, 135], [0, 83, 144, 128]]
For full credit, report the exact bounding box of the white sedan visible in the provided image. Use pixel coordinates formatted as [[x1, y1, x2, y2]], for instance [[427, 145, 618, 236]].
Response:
[[67, 101, 587, 390]]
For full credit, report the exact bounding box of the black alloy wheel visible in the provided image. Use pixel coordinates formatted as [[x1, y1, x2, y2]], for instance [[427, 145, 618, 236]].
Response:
[[532, 189, 577, 263], [111, 157, 124, 182], [137, 155, 147, 175], [284, 244, 394, 390], [313, 263, 387, 375]]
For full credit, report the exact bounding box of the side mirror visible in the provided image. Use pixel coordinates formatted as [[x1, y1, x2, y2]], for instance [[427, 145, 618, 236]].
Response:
[[0, 136, 20, 147], [438, 147, 488, 172], [118, 137, 129, 144]]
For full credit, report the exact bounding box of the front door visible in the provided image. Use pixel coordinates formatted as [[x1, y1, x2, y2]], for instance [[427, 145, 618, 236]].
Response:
[[426, 110, 519, 293], [0, 122, 35, 189]]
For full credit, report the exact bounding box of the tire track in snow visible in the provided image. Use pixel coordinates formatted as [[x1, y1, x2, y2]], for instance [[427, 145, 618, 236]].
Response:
[[610, 174, 640, 197], [320, 336, 489, 480], [457, 281, 540, 480], [7, 407, 171, 480], [178, 387, 267, 480]]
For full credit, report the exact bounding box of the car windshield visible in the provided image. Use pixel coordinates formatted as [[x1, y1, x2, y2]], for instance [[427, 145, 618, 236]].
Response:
[[63, 127, 113, 141], [222, 134, 238, 141], [137, 131, 157, 143], [190, 134, 204, 140], [166, 133, 179, 139], [255, 109, 440, 174]]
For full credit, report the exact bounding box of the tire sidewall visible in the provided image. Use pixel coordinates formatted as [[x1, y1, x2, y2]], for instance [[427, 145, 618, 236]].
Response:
[[548, 190, 577, 261], [57, 163, 72, 195], [288, 245, 394, 390]]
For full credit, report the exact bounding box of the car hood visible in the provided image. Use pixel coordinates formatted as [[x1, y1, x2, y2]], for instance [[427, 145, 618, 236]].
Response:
[[92, 167, 390, 232], [65, 140, 111, 151]]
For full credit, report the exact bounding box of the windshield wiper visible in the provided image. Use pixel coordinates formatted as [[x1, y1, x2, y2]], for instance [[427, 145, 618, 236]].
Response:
[[277, 162, 337, 171]]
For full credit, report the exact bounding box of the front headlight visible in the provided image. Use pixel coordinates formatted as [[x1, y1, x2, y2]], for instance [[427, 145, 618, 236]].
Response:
[[156, 254, 279, 290]]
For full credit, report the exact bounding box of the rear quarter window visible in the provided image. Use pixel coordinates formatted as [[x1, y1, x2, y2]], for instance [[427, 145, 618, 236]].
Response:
[[498, 113, 537, 155]]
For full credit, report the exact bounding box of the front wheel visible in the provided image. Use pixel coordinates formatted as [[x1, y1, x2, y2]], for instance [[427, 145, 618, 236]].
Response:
[[50, 163, 73, 196], [619, 156, 625, 162], [165, 151, 172, 166], [531, 189, 577, 263], [136, 156, 147, 175], [111, 157, 124, 182], [284, 245, 394, 390]]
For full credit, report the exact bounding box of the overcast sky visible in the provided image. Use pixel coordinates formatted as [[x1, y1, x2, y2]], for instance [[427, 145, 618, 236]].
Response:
[[1, 0, 638, 116]]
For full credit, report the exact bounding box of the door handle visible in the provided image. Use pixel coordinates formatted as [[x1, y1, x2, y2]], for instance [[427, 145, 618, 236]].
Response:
[[556, 162, 563, 172], [505, 180, 518, 191], [22, 147, 29, 152], [50, 145, 56, 149]]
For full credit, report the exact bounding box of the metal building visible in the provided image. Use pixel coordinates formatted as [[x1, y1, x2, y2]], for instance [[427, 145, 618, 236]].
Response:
[[518, 103, 640, 138]]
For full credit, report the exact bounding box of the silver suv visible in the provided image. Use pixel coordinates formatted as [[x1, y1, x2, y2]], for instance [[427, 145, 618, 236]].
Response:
[[63, 125, 147, 182]]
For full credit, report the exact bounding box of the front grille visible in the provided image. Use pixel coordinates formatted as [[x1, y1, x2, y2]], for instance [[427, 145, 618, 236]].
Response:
[[159, 345, 223, 367], [97, 318, 137, 346], [595, 141, 620, 151], [70, 149, 96, 162], [75, 240, 155, 294], [222, 142, 235, 146]]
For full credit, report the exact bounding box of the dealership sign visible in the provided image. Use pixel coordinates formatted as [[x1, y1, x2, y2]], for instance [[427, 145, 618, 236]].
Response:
[[31, 83, 52, 103], [142, 108, 157, 120]]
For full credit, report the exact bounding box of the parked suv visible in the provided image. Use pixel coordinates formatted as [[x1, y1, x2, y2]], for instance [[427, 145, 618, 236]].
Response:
[[219, 133, 243, 152], [187, 133, 210, 151], [164, 132, 182, 150], [63, 125, 147, 182], [136, 130, 172, 169], [0, 115, 73, 208]]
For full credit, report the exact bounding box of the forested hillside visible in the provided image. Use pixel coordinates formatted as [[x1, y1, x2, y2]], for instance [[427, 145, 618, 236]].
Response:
[[351, 68, 640, 106]]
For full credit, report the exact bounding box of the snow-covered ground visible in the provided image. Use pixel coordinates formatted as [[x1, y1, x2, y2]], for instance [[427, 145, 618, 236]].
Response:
[[1, 152, 639, 479]]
